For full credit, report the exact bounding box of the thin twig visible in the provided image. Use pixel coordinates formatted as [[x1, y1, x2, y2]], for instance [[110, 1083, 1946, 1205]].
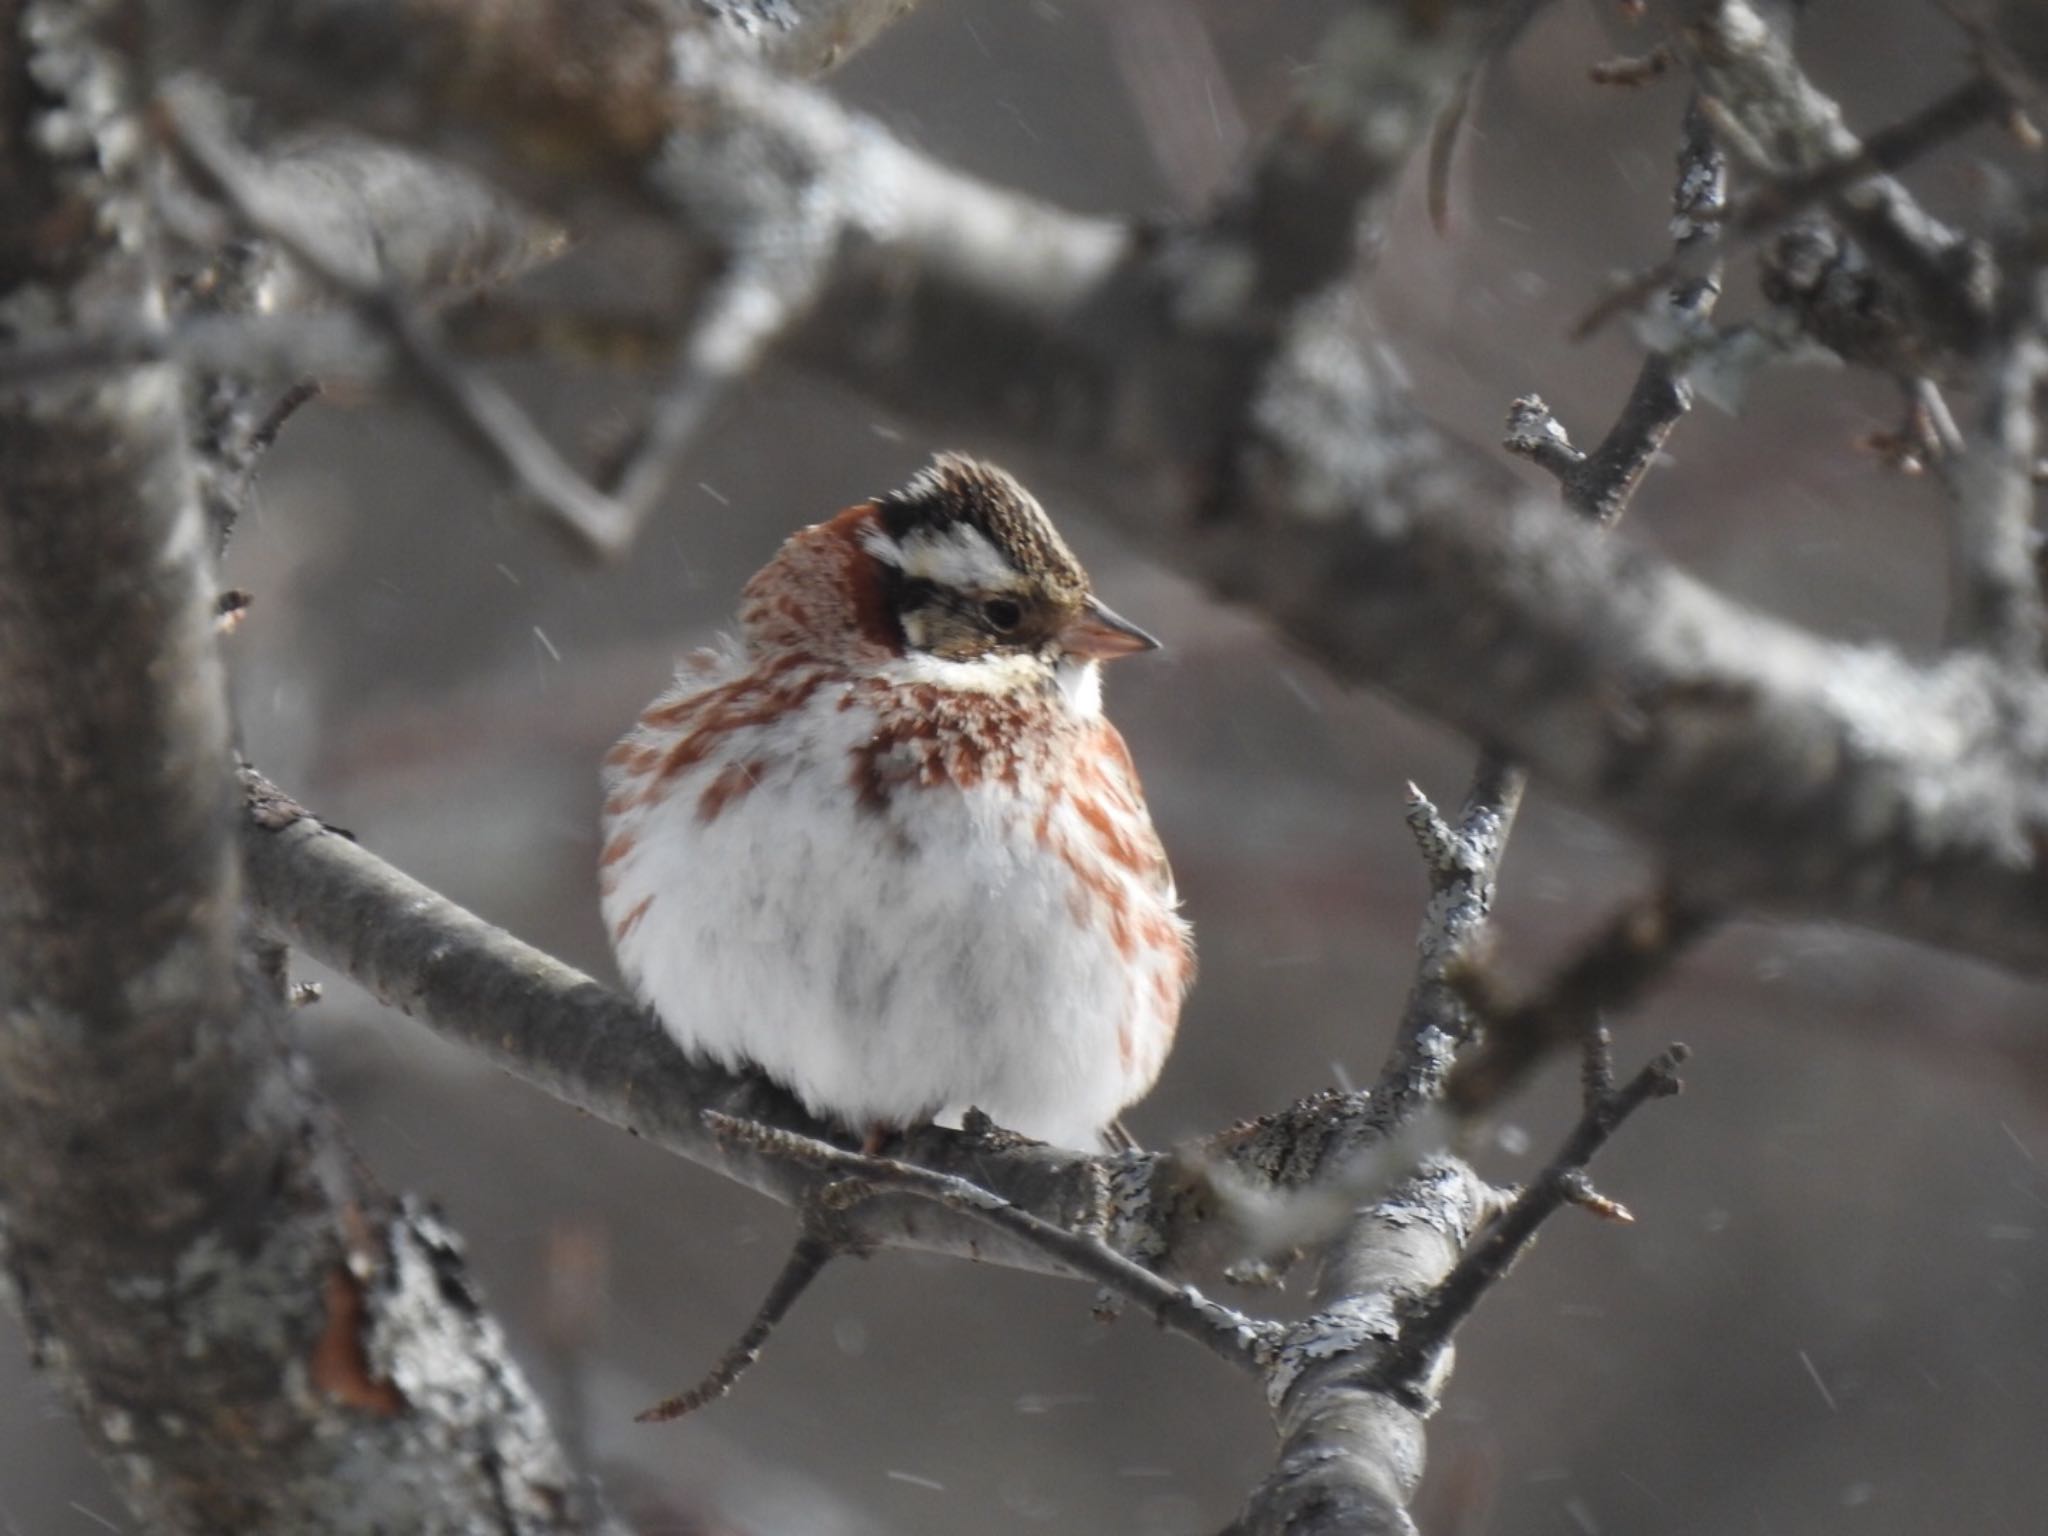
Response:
[[1379, 108, 1722, 1116], [1861, 376, 1964, 474], [1401, 780, 1460, 874], [1370, 1046, 1689, 1408], [248, 379, 323, 457], [161, 93, 635, 555], [596, 269, 806, 543], [1374, 754, 1527, 1116], [1503, 395, 1586, 480], [1444, 888, 1718, 1120], [1562, 101, 1726, 524], [1574, 72, 2001, 340], [1560, 1168, 1635, 1224], [701, 1113, 1277, 1375], [1422, 0, 1550, 236], [636, 1232, 834, 1422], [1580, 1020, 1616, 1106]]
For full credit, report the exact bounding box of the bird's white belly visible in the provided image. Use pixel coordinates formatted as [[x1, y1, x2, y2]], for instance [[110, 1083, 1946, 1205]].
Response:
[[605, 688, 1167, 1148]]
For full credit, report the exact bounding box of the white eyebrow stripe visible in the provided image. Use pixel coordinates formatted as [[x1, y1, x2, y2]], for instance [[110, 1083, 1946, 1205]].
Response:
[[860, 521, 905, 566], [895, 522, 1022, 591]]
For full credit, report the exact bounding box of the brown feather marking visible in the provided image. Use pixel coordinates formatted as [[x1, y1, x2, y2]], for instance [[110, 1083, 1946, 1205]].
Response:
[[848, 684, 1037, 813], [1071, 788, 1148, 875], [832, 503, 902, 653], [1139, 913, 1180, 954], [944, 738, 983, 789], [698, 760, 764, 823], [1152, 968, 1182, 1020], [614, 893, 655, 941], [1053, 828, 1137, 959], [642, 692, 710, 730], [738, 503, 902, 660], [651, 671, 828, 787], [604, 740, 664, 773]]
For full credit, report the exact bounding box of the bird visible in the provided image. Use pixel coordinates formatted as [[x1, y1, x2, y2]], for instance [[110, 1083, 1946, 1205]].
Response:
[[598, 454, 1191, 1151]]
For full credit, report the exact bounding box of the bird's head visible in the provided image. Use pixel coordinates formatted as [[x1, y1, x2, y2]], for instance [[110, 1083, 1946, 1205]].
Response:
[[859, 454, 1158, 668]]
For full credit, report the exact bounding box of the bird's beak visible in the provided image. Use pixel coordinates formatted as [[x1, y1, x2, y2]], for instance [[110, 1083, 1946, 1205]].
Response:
[[1060, 596, 1161, 661]]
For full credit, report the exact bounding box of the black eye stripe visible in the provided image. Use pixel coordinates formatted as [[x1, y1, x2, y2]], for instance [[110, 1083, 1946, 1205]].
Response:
[[890, 575, 941, 611]]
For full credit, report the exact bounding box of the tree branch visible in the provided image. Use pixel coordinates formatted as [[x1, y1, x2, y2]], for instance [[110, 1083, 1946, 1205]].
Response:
[[1673, 0, 1996, 354], [1376, 104, 1725, 1116], [0, 9, 600, 1529], [636, 1231, 835, 1423], [1446, 889, 1718, 1119], [1938, 277, 2048, 663], [1574, 71, 2000, 341], [1374, 758, 1526, 1118], [701, 1114, 1278, 1375], [164, 88, 634, 551], [1369, 1047, 1690, 1410], [237, 773, 1238, 1278], [1226, 1158, 1502, 1536]]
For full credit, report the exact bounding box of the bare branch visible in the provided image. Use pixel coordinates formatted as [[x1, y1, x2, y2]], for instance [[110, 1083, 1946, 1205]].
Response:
[[1422, 1, 1549, 236], [1369, 1047, 1690, 1410], [1502, 393, 1587, 479], [1378, 108, 1723, 1116], [1581, 1019, 1618, 1106], [16, 2, 2043, 1531], [150, 92, 568, 547], [0, 309, 377, 387], [1204, 2, 1497, 312], [163, 89, 635, 551], [1575, 71, 1999, 341], [702, 1115, 1278, 1375], [1375, 754, 1526, 1116], [592, 230, 823, 547], [1446, 889, 1718, 1119], [186, 126, 568, 312], [1401, 780, 1460, 875], [1606, 1, 2001, 353], [1564, 101, 1727, 523], [158, 0, 2048, 1037], [239, 772, 1291, 1281], [1226, 1158, 1503, 1536], [1938, 289, 2048, 663], [93, 13, 2048, 1532], [1590, 47, 1675, 87], [637, 1232, 835, 1423]]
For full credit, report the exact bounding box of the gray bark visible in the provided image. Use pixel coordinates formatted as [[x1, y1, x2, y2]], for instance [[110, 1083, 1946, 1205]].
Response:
[[0, 6, 605, 1529]]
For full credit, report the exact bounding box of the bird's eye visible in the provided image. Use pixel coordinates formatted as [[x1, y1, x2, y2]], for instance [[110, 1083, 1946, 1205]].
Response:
[[981, 597, 1023, 633]]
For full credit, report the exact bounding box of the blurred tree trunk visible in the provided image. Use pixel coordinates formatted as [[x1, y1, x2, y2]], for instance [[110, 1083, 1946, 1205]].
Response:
[[0, 7, 604, 1530]]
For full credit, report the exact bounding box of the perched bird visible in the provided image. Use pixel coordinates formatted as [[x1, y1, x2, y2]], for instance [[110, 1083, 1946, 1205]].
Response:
[[599, 455, 1191, 1150]]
